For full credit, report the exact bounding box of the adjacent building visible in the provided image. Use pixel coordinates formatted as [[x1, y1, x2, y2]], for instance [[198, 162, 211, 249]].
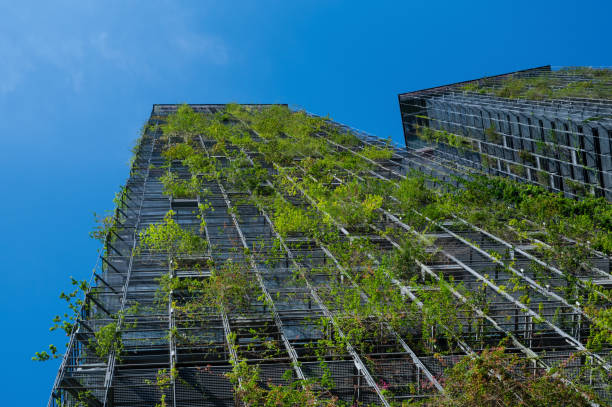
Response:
[[399, 66, 612, 200]]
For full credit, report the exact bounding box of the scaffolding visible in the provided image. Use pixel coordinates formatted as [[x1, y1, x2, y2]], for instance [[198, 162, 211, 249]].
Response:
[[399, 66, 612, 200], [48, 103, 611, 406]]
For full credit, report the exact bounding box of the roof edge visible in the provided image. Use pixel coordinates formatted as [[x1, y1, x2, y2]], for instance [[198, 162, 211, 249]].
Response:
[[397, 65, 552, 98]]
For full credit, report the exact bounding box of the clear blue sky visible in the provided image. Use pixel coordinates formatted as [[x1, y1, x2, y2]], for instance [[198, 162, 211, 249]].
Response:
[[0, 1, 609, 403]]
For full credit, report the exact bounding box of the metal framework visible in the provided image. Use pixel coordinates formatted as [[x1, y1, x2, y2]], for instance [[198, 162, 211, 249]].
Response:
[[48, 103, 611, 406], [399, 66, 612, 200]]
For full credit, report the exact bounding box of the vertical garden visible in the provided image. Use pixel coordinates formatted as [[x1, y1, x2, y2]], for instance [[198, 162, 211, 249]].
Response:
[[42, 103, 610, 406]]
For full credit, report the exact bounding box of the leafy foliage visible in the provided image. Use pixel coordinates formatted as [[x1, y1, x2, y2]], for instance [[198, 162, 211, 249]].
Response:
[[162, 143, 195, 161], [138, 210, 208, 256], [159, 172, 203, 198], [361, 145, 394, 161], [318, 181, 383, 229], [160, 260, 258, 314], [34, 277, 89, 361], [89, 212, 115, 242], [162, 104, 208, 140], [227, 359, 340, 407], [429, 347, 594, 406], [272, 197, 316, 237], [90, 322, 123, 359], [416, 125, 476, 150], [182, 153, 218, 179], [461, 69, 612, 100]]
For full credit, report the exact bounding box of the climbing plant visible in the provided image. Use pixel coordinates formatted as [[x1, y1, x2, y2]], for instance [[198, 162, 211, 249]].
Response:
[[428, 346, 596, 406], [138, 210, 208, 256], [159, 172, 203, 198]]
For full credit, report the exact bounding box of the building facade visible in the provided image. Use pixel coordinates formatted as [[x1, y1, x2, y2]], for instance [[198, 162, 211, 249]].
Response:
[[47, 103, 610, 406], [399, 66, 612, 200]]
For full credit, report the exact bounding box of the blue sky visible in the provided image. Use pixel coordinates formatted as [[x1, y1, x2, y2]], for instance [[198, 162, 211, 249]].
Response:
[[0, 0, 609, 404]]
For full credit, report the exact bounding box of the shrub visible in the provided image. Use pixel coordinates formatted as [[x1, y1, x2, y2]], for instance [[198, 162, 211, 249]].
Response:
[[139, 210, 208, 256], [361, 145, 394, 161], [430, 347, 594, 406], [162, 143, 195, 162], [518, 149, 536, 165], [485, 124, 503, 144], [159, 172, 203, 198]]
